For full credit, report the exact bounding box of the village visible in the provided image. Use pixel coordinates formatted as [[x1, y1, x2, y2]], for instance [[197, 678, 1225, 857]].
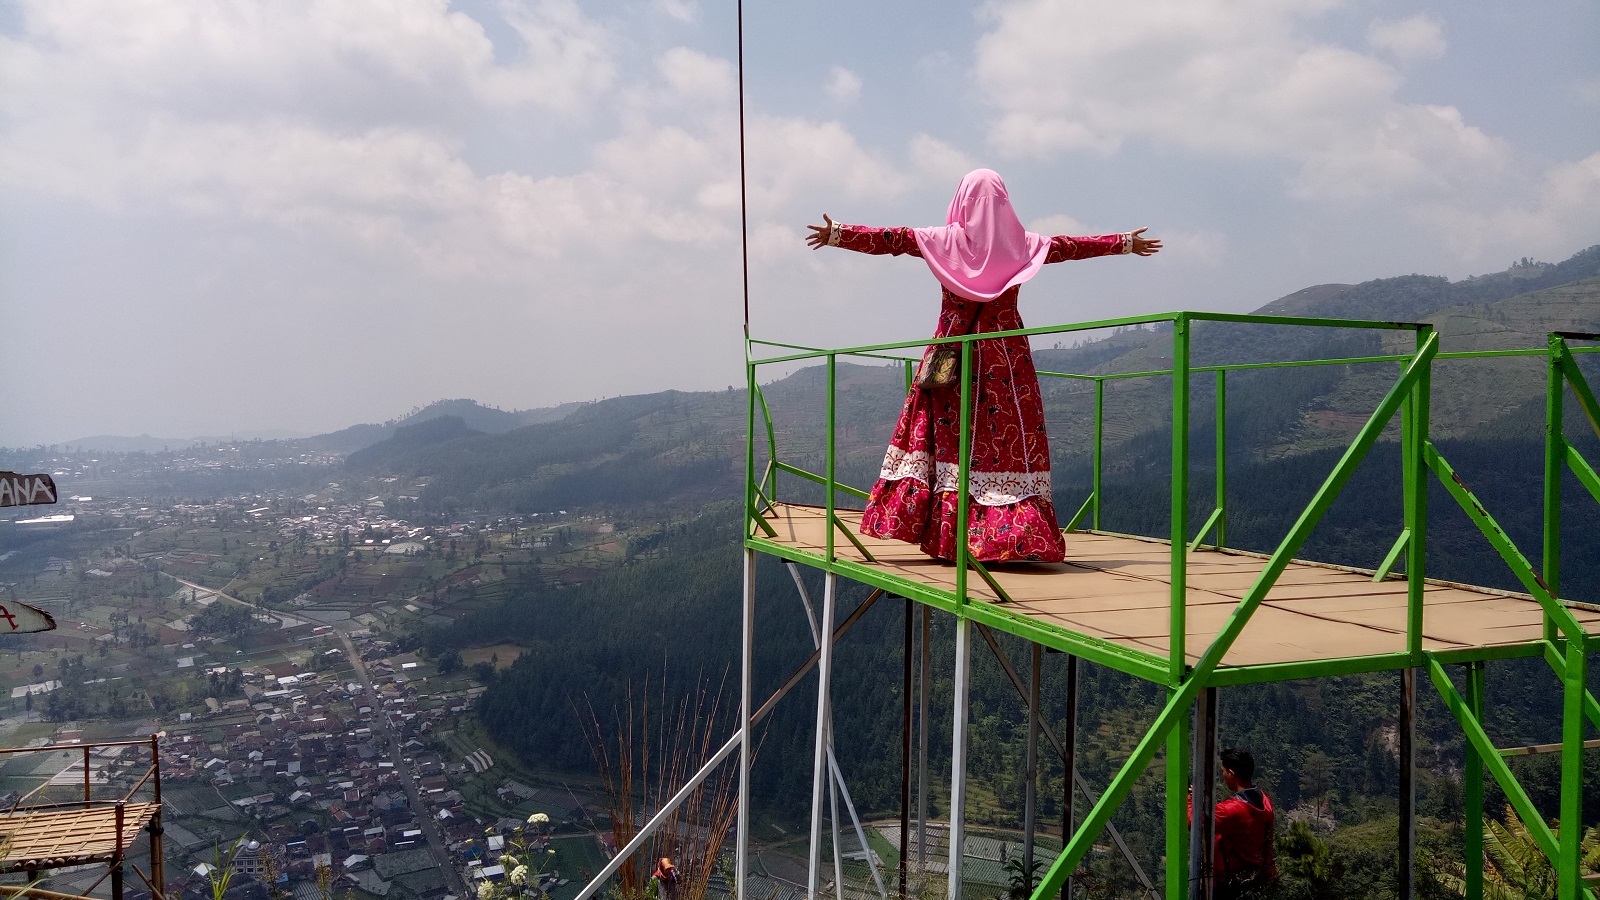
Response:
[[0, 448, 627, 900]]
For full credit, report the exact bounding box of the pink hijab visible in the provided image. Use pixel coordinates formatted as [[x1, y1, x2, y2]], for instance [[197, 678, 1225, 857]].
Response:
[[913, 169, 1050, 303]]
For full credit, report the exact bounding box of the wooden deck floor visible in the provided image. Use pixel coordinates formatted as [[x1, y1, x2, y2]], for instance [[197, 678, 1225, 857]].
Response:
[[0, 801, 158, 870], [757, 503, 1600, 671]]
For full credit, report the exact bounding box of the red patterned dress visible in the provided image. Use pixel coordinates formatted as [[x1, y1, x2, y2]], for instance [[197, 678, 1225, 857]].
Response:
[[838, 224, 1130, 562]]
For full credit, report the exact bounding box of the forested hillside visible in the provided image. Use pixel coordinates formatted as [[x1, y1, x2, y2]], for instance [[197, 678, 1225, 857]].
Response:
[[368, 247, 1600, 897]]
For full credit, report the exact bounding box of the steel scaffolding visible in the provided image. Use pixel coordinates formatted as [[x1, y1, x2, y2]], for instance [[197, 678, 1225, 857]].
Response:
[[571, 315, 1599, 900]]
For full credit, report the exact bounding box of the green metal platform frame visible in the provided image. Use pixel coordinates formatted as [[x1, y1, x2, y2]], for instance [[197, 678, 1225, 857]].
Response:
[[736, 313, 1600, 900]]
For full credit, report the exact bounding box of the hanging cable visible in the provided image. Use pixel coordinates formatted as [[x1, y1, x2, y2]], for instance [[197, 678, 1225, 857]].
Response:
[[737, 0, 751, 345]]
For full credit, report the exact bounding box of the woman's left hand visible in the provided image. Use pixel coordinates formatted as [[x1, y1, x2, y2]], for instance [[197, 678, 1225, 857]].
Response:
[[1130, 227, 1162, 256]]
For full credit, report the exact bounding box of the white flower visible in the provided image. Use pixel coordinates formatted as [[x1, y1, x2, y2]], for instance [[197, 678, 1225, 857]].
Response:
[[477, 883, 497, 900], [527, 813, 550, 825], [500, 855, 519, 870], [510, 866, 529, 886]]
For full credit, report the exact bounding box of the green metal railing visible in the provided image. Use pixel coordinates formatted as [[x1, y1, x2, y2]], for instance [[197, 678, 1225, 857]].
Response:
[[743, 314, 1600, 900]]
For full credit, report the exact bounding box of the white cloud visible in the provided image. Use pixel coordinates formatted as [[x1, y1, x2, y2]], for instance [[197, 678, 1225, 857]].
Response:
[[826, 66, 863, 103], [1026, 213, 1090, 236], [652, 0, 700, 24], [973, 0, 1503, 201], [1416, 152, 1600, 262], [1367, 15, 1446, 63]]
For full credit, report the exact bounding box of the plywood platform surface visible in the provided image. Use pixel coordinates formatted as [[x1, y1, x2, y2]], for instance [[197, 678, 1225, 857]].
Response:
[[0, 802, 158, 869], [758, 504, 1600, 669]]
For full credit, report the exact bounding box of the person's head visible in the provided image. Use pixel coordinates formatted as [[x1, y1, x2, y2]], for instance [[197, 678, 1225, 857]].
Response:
[[658, 858, 675, 872], [945, 169, 1012, 226], [1220, 748, 1255, 790]]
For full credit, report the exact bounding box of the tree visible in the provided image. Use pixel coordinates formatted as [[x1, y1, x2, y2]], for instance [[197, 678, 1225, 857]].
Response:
[[1434, 805, 1600, 899], [437, 648, 463, 675]]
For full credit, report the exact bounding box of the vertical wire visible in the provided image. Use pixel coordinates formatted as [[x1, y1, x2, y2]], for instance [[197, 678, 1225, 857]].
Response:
[[737, 0, 751, 343]]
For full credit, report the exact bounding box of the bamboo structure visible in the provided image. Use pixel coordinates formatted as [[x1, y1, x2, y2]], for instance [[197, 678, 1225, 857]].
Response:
[[0, 736, 166, 900]]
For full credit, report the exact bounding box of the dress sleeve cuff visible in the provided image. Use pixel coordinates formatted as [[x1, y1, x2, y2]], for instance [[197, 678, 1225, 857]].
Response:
[[1120, 232, 1134, 254], [827, 222, 842, 247]]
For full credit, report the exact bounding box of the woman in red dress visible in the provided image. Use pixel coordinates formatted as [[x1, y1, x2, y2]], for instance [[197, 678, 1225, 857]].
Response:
[[805, 169, 1160, 563]]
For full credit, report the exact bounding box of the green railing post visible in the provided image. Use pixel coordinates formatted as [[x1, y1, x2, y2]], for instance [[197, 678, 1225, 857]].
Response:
[[825, 353, 837, 563], [1215, 368, 1227, 548], [904, 359, 915, 395], [755, 384, 779, 502], [1545, 334, 1565, 644], [1166, 315, 1190, 900], [956, 336, 975, 607], [1166, 701, 1190, 900], [1406, 326, 1433, 659], [745, 355, 757, 537], [1559, 640, 1586, 900], [1464, 662, 1485, 900], [1170, 314, 1190, 685], [1093, 377, 1104, 530]]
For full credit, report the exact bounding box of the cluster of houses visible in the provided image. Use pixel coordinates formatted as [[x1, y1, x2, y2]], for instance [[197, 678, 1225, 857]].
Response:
[[146, 641, 490, 900]]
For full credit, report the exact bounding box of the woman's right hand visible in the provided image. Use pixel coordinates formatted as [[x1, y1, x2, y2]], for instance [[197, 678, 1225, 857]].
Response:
[[805, 213, 835, 249]]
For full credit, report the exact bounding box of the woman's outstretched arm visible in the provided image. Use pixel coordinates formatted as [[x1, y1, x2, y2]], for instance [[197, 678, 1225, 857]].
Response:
[[806, 214, 923, 256], [1045, 227, 1162, 263]]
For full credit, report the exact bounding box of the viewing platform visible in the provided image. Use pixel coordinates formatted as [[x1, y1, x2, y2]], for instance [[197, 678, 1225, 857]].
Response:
[[579, 312, 1600, 900], [735, 312, 1600, 900], [754, 503, 1600, 682], [0, 737, 167, 900]]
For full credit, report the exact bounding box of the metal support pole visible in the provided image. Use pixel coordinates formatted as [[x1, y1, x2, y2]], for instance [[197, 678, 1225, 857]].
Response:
[[808, 573, 839, 900], [1061, 654, 1078, 900], [1093, 379, 1104, 530], [901, 598, 913, 899], [575, 731, 745, 900], [1464, 663, 1485, 900], [1167, 315, 1192, 900], [1170, 314, 1190, 682], [1023, 644, 1041, 880], [83, 745, 91, 803], [1188, 688, 1217, 900], [1558, 642, 1586, 900], [948, 618, 972, 900], [827, 746, 889, 900], [1405, 326, 1433, 658], [825, 355, 837, 563], [1544, 334, 1565, 644], [1399, 668, 1417, 899], [737, 548, 755, 900], [112, 802, 125, 900], [918, 606, 931, 879], [150, 735, 165, 899], [829, 754, 844, 900], [1214, 369, 1227, 548], [1166, 698, 1190, 900]]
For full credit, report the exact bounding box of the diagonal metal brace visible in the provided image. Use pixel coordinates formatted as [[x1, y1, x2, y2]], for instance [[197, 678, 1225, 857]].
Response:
[[1424, 441, 1588, 642], [1425, 656, 1597, 900], [1030, 329, 1440, 900], [974, 624, 1158, 900]]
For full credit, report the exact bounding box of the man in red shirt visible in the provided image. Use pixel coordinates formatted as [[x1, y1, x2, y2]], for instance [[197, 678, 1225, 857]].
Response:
[[1191, 748, 1276, 899]]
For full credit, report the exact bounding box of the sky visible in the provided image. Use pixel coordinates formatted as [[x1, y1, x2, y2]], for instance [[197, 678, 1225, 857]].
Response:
[[2, 0, 1597, 446]]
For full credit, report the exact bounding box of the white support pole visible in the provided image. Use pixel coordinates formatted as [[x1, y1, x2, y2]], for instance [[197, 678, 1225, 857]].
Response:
[[737, 548, 755, 900], [947, 617, 971, 900], [574, 731, 743, 900], [917, 606, 931, 878], [828, 744, 889, 900], [808, 573, 839, 900], [829, 714, 844, 900]]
